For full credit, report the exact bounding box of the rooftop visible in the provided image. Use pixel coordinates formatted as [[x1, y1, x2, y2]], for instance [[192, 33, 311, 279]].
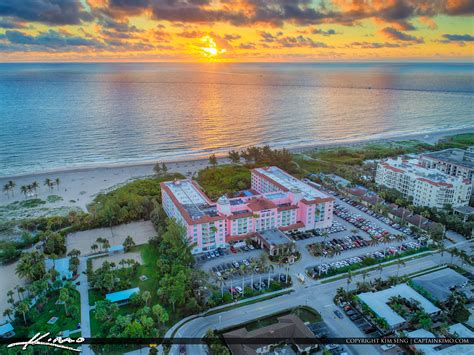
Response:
[[255, 166, 330, 201], [422, 148, 474, 170], [381, 158, 468, 187], [411, 268, 469, 301], [0, 322, 14, 336], [407, 323, 474, 355], [258, 229, 294, 246], [358, 284, 441, 328], [106, 287, 140, 303], [223, 314, 315, 355]]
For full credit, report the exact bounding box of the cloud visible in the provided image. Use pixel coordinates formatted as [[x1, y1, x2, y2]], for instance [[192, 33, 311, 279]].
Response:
[[349, 41, 407, 48], [238, 42, 256, 49], [312, 28, 337, 36], [224, 34, 241, 41], [177, 30, 206, 38], [5, 29, 103, 48], [0, 0, 93, 25], [0, 18, 26, 29], [260, 31, 279, 43], [277, 35, 330, 48], [442, 33, 474, 42], [380, 27, 424, 43]]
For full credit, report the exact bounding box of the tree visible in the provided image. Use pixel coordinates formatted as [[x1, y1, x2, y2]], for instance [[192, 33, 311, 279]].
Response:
[[161, 163, 168, 175], [55, 178, 60, 190], [67, 249, 81, 258], [102, 239, 111, 252], [141, 291, 151, 306], [3, 184, 11, 198], [396, 257, 406, 279], [123, 236, 136, 252], [346, 271, 353, 292], [153, 163, 162, 176], [16, 251, 46, 281], [8, 180, 16, 196], [209, 154, 218, 167], [3, 308, 13, 321], [31, 181, 39, 196], [91, 243, 98, 254], [95, 300, 119, 324], [228, 150, 240, 164], [20, 185, 28, 199], [152, 304, 169, 326], [16, 301, 29, 324], [59, 288, 70, 315]]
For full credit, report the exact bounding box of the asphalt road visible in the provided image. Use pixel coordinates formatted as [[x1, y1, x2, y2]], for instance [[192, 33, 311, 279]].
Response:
[[169, 248, 470, 355]]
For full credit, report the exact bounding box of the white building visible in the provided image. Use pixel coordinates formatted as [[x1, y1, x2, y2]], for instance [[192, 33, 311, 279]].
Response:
[[420, 148, 474, 192], [375, 157, 472, 209]]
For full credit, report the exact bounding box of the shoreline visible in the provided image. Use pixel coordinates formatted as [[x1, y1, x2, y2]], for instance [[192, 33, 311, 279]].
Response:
[[2, 125, 474, 181], [1, 126, 473, 214]]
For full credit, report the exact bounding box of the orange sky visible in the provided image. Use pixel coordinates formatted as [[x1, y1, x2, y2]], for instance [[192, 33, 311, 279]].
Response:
[[0, 0, 473, 62]]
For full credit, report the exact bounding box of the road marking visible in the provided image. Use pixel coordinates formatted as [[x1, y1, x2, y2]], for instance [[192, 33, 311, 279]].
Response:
[[324, 304, 332, 307]]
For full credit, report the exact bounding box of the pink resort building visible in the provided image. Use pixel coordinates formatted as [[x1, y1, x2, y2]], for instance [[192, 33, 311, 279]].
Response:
[[161, 166, 335, 254]]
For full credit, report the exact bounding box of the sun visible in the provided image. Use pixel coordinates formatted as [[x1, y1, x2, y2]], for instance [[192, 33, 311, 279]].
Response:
[[199, 36, 226, 58]]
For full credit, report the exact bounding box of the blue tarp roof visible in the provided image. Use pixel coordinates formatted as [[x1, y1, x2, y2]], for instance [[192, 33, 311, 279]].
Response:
[[106, 287, 140, 303], [109, 245, 124, 253], [0, 323, 13, 335]]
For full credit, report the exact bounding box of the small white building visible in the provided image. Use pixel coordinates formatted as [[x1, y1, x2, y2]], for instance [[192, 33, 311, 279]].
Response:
[[375, 157, 472, 209]]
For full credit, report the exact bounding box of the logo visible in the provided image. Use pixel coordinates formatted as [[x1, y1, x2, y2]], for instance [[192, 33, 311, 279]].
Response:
[[7, 332, 85, 352]]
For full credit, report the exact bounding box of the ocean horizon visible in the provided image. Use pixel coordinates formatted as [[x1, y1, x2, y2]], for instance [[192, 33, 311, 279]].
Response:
[[1, 62, 473, 177]]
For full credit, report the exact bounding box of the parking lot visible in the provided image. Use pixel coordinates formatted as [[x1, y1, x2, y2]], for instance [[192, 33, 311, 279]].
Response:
[[309, 241, 424, 279]]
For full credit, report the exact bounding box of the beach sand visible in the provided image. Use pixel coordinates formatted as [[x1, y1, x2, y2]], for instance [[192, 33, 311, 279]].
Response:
[[2, 126, 473, 217], [0, 126, 473, 324]]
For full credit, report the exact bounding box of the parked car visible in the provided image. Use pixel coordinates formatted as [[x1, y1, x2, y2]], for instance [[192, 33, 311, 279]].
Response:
[[334, 310, 344, 319]]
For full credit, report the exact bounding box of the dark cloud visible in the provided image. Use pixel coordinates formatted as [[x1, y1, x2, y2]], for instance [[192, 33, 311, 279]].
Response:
[[98, 16, 143, 33], [177, 30, 206, 38], [238, 42, 256, 49], [349, 41, 407, 48], [224, 34, 241, 41], [260, 31, 279, 43], [0, 18, 26, 29], [312, 28, 337, 36], [5, 29, 103, 48], [380, 27, 424, 43], [0, 0, 92, 25], [442, 34, 474, 42], [277, 35, 330, 48], [93, 0, 474, 29]]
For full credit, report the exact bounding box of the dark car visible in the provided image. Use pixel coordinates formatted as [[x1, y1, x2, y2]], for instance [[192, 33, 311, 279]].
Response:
[[334, 310, 344, 319]]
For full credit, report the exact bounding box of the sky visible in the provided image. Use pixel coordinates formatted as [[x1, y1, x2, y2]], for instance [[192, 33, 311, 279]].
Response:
[[0, 0, 473, 62]]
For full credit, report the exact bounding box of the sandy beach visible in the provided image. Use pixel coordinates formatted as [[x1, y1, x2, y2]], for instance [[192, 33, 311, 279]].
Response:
[[1, 126, 473, 219], [0, 126, 473, 324]]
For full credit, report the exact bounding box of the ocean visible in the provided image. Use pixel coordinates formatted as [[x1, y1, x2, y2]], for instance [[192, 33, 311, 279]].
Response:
[[0, 62, 473, 177]]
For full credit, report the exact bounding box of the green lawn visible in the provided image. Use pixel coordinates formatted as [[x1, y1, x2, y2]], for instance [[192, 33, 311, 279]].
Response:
[[12, 289, 81, 337]]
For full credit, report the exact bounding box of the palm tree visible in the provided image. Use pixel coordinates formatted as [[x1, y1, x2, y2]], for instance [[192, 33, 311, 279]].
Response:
[[16, 301, 29, 324], [31, 181, 39, 196], [396, 257, 406, 280], [44, 178, 53, 192], [8, 180, 16, 196], [346, 271, 353, 292], [2, 308, 13, 321], [335, 287, 347, 303], [142, 291, 151, 305], [59, 288, 70, 315], [377, 263, 383, 277], [20, 185, 28, 199], [361, 270, 369, 285], [2, 184, 11, 198], [55, 178, 60, 190], [91, 243, 98, 254]]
